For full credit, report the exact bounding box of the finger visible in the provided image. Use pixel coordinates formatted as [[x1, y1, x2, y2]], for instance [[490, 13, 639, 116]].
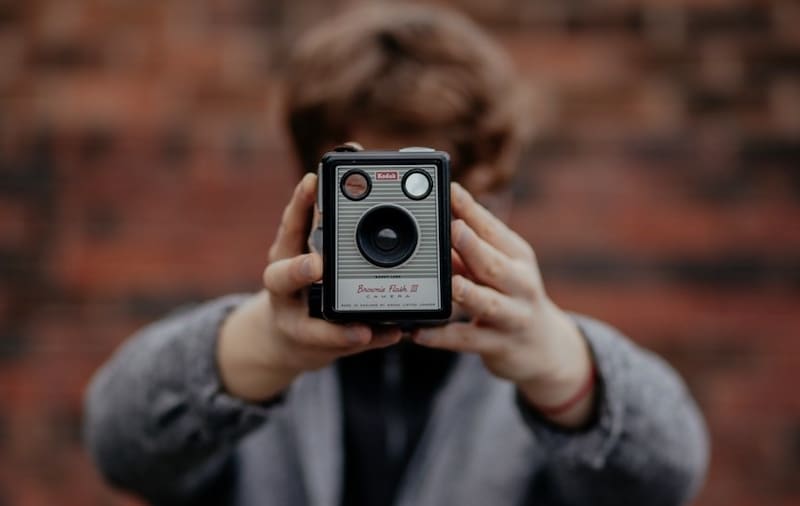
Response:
[[452, 219, 533, 297], [277, 309, 373, 348], [451, 182, 534, 261], [412, 322, 505, 355], [452, 249, 468, 277], [354, 327, 403, 353], [450, 299, 468, 323], [334, 327, 402, 359], [451, 274, 528, 329], [269, 173, 317, 261], [263, 253, 322, 296]]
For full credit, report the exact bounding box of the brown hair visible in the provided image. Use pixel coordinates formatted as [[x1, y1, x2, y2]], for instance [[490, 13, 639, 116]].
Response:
[[282, 4, 529, 188]]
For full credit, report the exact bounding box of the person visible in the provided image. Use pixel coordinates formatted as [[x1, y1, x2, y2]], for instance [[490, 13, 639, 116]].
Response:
[[84, 4, 709, 505]]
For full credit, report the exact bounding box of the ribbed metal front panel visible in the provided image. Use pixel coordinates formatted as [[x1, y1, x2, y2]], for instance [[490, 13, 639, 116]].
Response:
[[335, 165, 440, 279]]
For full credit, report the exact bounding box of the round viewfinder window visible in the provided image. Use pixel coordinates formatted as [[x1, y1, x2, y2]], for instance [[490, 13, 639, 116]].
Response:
[[341, 170, 371, 200], [402, 170, 432, 200]]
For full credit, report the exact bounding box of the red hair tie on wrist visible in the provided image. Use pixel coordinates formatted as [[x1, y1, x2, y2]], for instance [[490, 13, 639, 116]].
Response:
[[533, 363, 597, 417]]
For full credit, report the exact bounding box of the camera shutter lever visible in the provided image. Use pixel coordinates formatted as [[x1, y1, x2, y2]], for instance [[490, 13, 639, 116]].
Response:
[[398, 146, 435, 152], [332, 142, 363, 152]]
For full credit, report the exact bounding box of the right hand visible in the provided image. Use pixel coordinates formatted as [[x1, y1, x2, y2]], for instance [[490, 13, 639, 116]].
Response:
[[217, 173, 402, 401]]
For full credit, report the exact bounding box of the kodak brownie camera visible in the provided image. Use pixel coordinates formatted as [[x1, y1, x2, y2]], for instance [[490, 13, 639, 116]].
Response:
[[312, 148, 452, 325]]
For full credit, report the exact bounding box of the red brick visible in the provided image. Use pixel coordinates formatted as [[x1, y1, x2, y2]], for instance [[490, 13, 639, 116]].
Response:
[[1, 1, 799, 505]]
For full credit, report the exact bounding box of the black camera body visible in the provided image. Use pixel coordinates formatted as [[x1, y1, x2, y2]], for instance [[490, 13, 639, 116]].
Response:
[[314, 148, 452, 325]]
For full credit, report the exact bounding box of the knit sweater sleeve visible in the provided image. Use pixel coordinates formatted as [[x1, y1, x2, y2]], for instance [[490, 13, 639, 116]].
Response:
[[83, 294, 283, 505], [517, 315, 709, 506]]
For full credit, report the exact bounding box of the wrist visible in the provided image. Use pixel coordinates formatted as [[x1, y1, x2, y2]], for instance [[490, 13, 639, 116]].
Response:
[[517, 305, 596, 427], [217, 292, 300, 402]]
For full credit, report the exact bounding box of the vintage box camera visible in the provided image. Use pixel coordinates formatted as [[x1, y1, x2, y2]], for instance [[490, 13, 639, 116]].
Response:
[[311, 148, 452, 325]]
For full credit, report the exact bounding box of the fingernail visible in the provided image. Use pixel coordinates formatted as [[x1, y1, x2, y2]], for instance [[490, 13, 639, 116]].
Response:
[[414, 329, 432, 343], [302, 173, 316, 196], [452, 220, 469, 249], [300, 256, 314, 278], [452, 182, 469, 203], [452, 275, 468, 302], [345, 325, 369, 344]]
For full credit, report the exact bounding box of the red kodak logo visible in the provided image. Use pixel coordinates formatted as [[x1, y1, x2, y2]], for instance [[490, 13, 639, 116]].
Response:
[[375, 171, 399, 181]]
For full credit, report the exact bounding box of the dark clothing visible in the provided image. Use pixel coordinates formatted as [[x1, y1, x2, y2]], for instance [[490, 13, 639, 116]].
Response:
[[337, 343, 456, 506]]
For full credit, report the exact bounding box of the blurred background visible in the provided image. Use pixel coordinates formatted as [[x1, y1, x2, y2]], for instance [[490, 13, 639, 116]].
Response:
[[0, 0, 799, 504]]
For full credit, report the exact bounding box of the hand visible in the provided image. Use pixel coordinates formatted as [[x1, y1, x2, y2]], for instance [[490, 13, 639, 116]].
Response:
[[217, 173, 402, 402], [413, 183, 596, 427]]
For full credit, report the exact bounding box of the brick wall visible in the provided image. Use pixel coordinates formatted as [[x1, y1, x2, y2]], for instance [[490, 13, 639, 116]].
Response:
[[0, 0, 798, 504]]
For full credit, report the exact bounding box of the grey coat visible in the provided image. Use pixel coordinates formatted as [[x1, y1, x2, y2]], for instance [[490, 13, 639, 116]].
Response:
[[84, 295, 709, 505]]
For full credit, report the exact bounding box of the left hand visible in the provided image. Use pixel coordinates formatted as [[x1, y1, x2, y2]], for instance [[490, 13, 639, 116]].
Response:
[[413, 183, 596, 427]]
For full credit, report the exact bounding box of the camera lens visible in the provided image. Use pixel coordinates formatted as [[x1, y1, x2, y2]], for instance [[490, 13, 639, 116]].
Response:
[[375, 228, 399, 251], [356, 205, 418, 267]]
